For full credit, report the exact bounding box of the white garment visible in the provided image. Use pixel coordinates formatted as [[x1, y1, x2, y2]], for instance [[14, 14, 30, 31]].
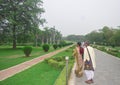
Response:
[[84, 46, 96, 70], [85, 70, 94, 80]]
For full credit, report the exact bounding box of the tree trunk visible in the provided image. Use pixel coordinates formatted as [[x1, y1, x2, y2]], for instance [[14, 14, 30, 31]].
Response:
[[35, 34, 38, 47], [12, 25, 16, 49], [13, 6, 17, 49]]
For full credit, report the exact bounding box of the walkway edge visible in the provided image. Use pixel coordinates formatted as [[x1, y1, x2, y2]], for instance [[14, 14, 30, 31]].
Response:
[[68, 63, 76, 85]]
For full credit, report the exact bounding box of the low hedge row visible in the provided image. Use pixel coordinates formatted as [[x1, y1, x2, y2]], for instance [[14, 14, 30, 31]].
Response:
[[44, 56, 66, 69], [45, 55, 74, 69], [44, 55, 74, 85], [92, 45, 120, 57], [44, 45, 74, 84], [48, 59, 65, 69]]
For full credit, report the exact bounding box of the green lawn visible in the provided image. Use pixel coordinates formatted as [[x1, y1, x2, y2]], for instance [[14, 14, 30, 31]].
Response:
[[0, 46, 75, 85], [0, 62, 61, 85], [0, 46, 55, 70]]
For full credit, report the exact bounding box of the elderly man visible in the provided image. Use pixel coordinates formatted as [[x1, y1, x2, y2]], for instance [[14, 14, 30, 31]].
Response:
[[84, 42, 96, 84]]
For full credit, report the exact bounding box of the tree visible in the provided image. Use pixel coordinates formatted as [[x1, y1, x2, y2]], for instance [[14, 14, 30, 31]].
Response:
[[0, 0, 45, 48], [38, 27, 62, 45], [85, 31, 104, 44], [100, 26, 114, 45], [64, 35, 85, 42], [55, 30, 62, 44], [110, 29, 120, 46], [43, 27, 50, 44], [49, 27, 56, 44]]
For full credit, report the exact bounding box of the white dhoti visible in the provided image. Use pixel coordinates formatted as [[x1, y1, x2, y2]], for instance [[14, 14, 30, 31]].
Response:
[[84, 46, 96, 80], [85, 70, 94, 80]]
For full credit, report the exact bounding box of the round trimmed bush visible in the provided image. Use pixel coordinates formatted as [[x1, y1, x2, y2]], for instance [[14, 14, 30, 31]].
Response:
[[53, 44, 58, 49], [42, 44, 49, 52], [23, 46, 32, 57], [58, 44, 62, 48]]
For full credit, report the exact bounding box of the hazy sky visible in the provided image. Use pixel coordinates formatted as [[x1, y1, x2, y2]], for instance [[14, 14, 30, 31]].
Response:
[[43, 0, 120, 36]]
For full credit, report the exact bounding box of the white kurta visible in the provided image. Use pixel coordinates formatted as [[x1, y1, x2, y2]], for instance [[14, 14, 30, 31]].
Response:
[[84, 46, 96, 80], [84, 46, 96, 70]]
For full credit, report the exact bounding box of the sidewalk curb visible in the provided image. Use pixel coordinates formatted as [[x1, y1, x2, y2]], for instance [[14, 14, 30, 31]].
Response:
[[68, 63, 76, 85]]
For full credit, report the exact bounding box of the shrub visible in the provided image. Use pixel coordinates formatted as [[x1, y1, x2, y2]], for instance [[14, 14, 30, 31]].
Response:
[[48, 59, 58, 68], [44, 58, 51, 63], [58, 44, 62, 48], [53, 44, 58, 49], [107, 51, 118, 56], [52, 56, 64, 62], [58, 62, 65, 69], [23, 46, 32, 57], [59, 40, 66, 47], [42, 44, 49, 52], [92, 45, 97, 48], [65, 49, 70, 52], [45, 56, 66, 69], [98, 46, 105, 51], [69, 56, 74, 60], [110, 49, 118, 52]]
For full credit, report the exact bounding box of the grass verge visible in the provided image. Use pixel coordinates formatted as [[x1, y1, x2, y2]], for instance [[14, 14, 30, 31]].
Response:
[[92, 45, 120, 58], [0, 62, 61, 85], [54, 62, 73, 85]]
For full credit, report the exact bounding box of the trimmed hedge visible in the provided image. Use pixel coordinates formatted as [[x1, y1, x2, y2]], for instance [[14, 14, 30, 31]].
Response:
[[48, 59, 58, 68], [23, 46, 32, 57], [44, 55, 74, 69], [58, 44, 62, 48], [45, 57, 65, 69], [93, 45, 120, 58], [53, 44, 58, 49], [44, 55, 74, 85], [42, 44, 49, 52]]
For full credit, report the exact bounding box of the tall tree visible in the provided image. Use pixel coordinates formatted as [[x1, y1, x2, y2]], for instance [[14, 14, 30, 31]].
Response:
[[100, 26, 113, 45], [0, 0, 45, 48], [49, 27, 56, 44]]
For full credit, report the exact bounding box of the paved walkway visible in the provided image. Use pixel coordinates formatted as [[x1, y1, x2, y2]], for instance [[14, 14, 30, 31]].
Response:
[[69, 49, 120, 85], [0, 45, 73, 81]]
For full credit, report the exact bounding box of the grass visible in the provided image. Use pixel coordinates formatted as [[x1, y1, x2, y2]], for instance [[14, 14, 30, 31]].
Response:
[[0, 46, 55, 70], [52, 46, 74, 58], [54, 63, 73, 85], [0, 45, 75, 85], [52, 46, 74, 85], [0, 62, 61, 85]]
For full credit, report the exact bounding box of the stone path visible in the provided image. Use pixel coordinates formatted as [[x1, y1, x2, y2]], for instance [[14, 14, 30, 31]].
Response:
[[0, 45, 73, 81], [69, 49, 120, 85]]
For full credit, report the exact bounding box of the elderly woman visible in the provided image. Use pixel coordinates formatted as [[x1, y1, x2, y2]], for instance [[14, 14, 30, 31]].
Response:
[[73, 42, 84, 77]]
